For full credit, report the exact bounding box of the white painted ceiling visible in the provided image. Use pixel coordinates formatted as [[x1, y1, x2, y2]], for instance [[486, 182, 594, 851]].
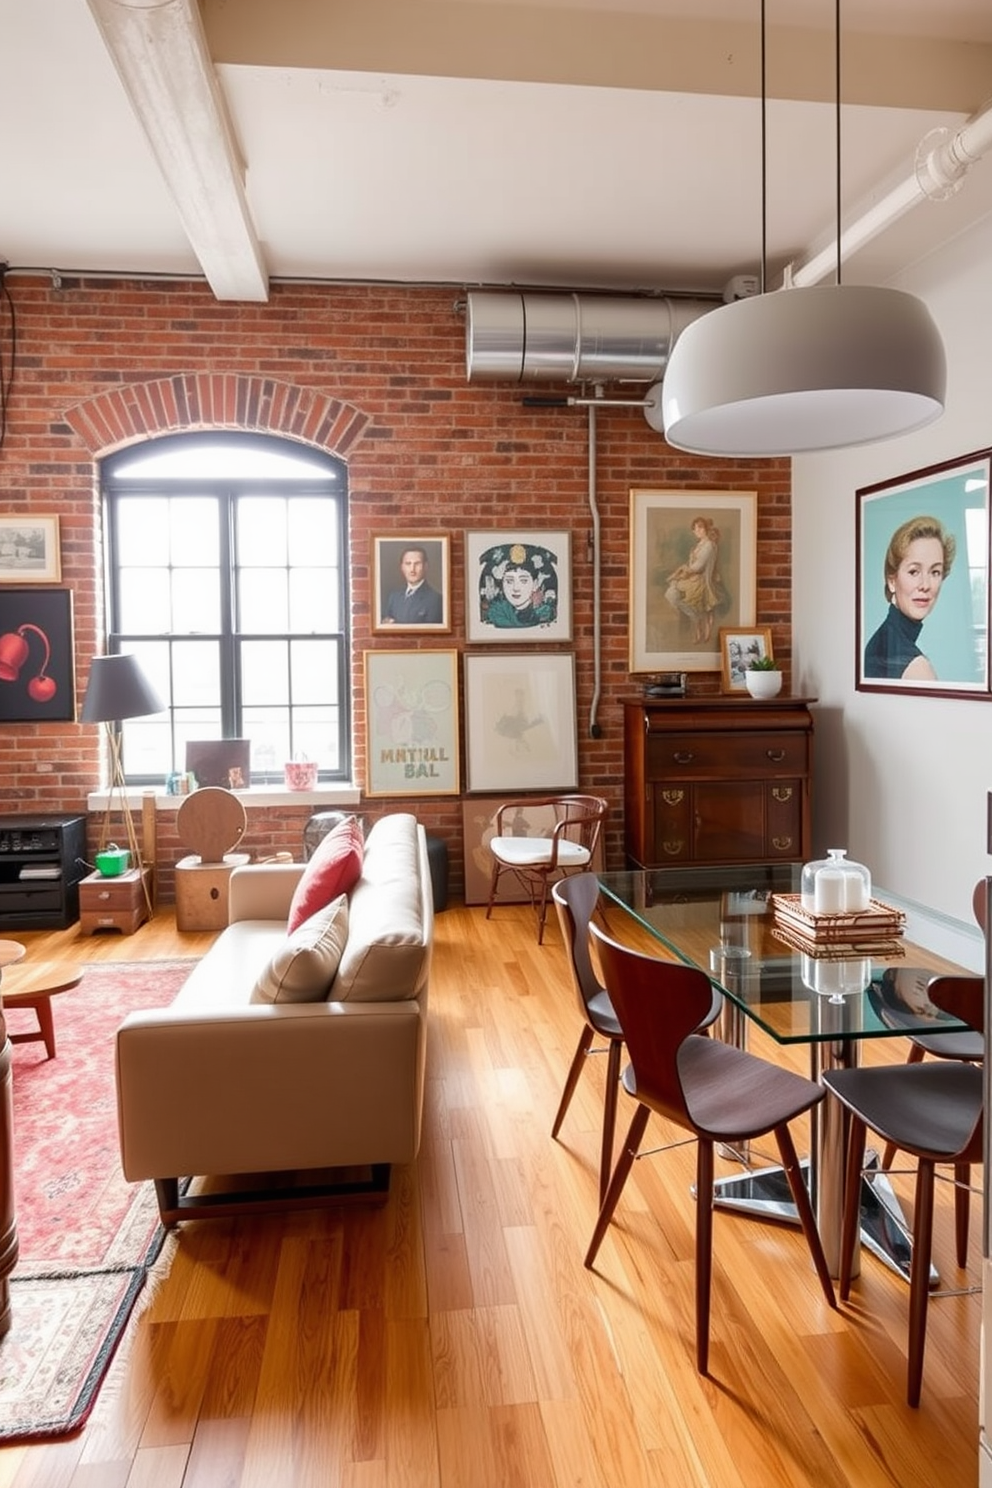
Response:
[[4, 0, 992, 300]]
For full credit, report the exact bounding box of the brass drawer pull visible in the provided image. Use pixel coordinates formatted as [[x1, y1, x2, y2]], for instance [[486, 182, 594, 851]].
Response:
[[772, 786, 793, 802], [672, 751, 694, 764], [662, 789, 685, 805], [772, 836, 794, 852], [766, 749, 786, 762]]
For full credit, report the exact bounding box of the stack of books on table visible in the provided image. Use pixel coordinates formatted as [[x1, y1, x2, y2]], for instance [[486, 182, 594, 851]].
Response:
[[769, 893, 906, 959]]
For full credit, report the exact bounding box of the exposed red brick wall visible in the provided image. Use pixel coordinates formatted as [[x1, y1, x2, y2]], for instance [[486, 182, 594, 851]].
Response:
[[0, 276, 790, 897]]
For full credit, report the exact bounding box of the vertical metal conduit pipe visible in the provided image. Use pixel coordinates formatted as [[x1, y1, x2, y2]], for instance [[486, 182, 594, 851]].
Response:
[[587, 398, 603, 740]]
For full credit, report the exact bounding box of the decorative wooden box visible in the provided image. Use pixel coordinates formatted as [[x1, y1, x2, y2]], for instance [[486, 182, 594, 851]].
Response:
[[78, 867, 152, 936]]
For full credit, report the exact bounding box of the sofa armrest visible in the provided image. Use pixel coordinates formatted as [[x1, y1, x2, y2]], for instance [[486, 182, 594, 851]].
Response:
[[116, 999, 426, 1180], [228, 862, 305, 924]]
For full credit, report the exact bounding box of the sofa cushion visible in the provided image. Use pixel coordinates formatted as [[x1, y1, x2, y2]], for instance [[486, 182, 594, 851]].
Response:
[[250, 894, 350, 1004], [332, 813, 431, 1003], [287, 816, 364, 933]]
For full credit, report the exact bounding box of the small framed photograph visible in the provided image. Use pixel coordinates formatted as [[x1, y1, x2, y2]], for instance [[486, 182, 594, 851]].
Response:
[[0, 515, 61, 584], [857, 449, 991, 698], [0, 587, 75, 722], [464, 652, 577, 792], [628, 489, 757, 673], [465, 530, 571, 642], [719, 626, 774, 692], [365, 649, 460, 797], [371, 534, 451, 633]]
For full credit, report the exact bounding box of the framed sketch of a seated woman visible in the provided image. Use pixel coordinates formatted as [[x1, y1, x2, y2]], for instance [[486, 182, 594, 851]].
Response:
[[628, 489, 757, 674], [465, 530, 572, 643]]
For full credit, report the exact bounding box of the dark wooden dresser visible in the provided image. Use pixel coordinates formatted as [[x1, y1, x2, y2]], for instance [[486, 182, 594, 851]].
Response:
[[622, 696, 815, 870]]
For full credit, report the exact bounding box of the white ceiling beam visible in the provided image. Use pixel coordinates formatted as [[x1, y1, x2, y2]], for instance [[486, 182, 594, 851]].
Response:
[[86, 0, 269, 302]]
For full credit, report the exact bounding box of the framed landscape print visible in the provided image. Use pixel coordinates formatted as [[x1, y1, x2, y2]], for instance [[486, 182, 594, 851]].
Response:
[[0, 514, 61, 584], [465, 530, 572, 642], [371, 533, 451, 634], [857, 449, 991, 698], [364, 649, 460, 796], [628, 489, 757, 674], [0, 587, 75, 722], [464, 652, 577, 792]]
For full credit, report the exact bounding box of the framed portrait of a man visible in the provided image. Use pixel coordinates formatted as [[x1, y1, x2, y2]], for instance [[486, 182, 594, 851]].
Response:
[[372, 534, 451, 633], [857, 449, 991, 698]]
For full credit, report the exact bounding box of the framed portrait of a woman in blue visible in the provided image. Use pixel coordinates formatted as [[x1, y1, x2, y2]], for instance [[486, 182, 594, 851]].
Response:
[[857, 449, 991, 699], [465, 530, 572, 643]]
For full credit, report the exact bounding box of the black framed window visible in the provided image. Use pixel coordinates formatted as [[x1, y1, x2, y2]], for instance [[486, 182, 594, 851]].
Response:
[[101, 431, 350, 785]]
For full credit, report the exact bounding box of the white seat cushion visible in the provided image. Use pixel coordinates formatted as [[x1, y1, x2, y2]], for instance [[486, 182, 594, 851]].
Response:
[[490, 837, 591, 869]]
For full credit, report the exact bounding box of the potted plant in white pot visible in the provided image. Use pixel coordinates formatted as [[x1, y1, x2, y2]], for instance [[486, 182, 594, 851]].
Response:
[[745, 654, 783, 698]]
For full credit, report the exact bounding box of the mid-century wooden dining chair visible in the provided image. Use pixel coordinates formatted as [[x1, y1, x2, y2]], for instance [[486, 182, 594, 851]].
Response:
[[822, 973, 983, 1407], [486, 794, 607, 944], [584, 923, 836, 1375]]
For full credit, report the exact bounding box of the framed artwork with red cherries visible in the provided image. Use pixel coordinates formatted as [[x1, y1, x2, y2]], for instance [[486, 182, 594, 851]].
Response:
[[0, 588, 75, 722]]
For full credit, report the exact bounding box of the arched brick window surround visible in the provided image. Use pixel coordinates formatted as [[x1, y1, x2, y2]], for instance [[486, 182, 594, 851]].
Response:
[[64, 373, 371, 459]]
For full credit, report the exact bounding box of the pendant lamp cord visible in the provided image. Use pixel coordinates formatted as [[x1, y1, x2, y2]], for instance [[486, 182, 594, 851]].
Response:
[[835, 0, 842, 285], [767, 0, 773, 297]]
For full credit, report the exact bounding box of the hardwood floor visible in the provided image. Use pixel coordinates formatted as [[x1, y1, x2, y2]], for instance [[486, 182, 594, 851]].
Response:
[[0, 900, 981, 1486]]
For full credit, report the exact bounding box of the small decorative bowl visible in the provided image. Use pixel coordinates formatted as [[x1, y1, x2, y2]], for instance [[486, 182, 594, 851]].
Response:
[[284, 760, 318, 791]]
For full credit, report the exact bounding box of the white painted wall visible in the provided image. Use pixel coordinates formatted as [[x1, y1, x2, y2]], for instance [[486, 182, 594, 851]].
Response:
[[792, 211, 992, 940]]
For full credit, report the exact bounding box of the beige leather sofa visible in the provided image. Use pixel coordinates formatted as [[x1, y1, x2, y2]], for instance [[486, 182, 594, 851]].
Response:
[[115, 813, 433, 1224]]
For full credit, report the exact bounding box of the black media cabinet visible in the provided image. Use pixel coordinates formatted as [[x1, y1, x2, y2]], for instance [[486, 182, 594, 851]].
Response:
[[0, 813, 88, 931]]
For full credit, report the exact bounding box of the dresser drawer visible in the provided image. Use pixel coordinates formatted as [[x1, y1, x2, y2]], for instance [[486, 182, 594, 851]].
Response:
[[646, 731, 808, 778]]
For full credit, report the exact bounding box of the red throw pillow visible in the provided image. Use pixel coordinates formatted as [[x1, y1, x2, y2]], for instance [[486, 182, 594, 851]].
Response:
[[287, 816, 365, 932]]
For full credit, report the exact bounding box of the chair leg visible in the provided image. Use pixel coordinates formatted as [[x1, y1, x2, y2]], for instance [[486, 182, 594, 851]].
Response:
[[774, 1125, 836, 1310], [954, 1161, 971, 1268], [696, 1138, 714, 1375], [485, 860, 503, 921], [536, 877, 551, 944], [838, 1116, 867, 1302], [551, 1026, 594, 1139], [598, 1038, 622, 1206], [881, 1045, 925, 1168], [584, 1102, 650, 1268], [908, 1159, 936, 1408]]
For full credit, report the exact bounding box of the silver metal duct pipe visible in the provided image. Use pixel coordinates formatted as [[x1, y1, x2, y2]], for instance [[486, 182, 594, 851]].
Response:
[[465, 291, 716, 384]]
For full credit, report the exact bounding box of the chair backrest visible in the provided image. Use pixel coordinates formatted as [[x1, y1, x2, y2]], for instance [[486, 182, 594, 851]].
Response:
[[589, 921, 717, 1126], [927, 974, 985, 1036], [552, 794, 608, 856], [552, 873, 605, 1016]]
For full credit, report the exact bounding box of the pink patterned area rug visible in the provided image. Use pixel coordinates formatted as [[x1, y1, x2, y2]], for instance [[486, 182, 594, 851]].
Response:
[[0, 958, 193, 1442]]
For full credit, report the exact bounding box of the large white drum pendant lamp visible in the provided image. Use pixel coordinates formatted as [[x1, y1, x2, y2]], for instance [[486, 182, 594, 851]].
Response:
[[659, 0, 947, 458], [659, 282, 946, 456]]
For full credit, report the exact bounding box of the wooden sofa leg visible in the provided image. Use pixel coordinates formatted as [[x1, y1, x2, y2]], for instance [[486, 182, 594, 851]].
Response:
[[155, 1177, 181, 1226]]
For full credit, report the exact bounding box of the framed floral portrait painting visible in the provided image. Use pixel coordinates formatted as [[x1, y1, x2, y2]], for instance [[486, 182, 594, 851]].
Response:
[[465, 530, 572, 642]]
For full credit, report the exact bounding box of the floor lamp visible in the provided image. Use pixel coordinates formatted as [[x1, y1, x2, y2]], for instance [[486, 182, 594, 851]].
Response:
[[80, 653, 164, 917]]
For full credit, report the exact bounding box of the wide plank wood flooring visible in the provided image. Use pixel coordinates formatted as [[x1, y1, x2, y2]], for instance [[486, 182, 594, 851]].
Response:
[[0, 898, 981, 1487]]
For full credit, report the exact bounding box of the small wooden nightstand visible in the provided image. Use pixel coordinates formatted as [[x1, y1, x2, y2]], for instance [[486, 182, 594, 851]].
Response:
[[78, 867, 152, 936]]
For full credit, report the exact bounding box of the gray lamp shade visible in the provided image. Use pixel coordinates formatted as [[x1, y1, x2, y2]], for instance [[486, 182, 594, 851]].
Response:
[[80, 653, 165, 723], [657, 284, 947, 457]]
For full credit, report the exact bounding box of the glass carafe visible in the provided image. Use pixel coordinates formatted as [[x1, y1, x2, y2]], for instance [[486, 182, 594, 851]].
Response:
[[800, 848, 871, 915], [800, 953, 873, 1003]]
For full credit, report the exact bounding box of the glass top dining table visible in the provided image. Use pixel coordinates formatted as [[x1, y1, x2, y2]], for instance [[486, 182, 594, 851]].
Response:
[[596, 861, 974, 1281]]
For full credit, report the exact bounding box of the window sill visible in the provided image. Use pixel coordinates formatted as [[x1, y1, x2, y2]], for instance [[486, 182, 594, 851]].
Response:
[[87, 784, 363, 813]]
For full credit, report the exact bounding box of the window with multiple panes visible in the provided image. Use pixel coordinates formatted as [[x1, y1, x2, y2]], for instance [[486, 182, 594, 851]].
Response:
[[101, 431, 350, 785]]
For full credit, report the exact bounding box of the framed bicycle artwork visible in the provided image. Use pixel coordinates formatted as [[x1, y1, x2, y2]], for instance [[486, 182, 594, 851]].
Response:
[[364, 649, 460, 796]]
